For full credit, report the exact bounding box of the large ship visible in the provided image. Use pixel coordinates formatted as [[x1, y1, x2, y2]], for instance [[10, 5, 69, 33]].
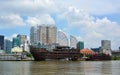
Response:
[[30, 46, 80, 61]]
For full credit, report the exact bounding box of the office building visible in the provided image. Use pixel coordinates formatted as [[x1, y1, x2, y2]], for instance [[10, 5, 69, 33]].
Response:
[[101, 40, 112, 56], [30, 26, 36, 45], [70, 35, 78, 48], [77, 41, 84, 50], [17, 34, 27, 45], [12, 37, 21, 48], [57, 31, 69, 46], [17, 34, 29, 51], [30, 25, 57, 46], [0, 35, 4, 50], [4, 39, 12, 53]]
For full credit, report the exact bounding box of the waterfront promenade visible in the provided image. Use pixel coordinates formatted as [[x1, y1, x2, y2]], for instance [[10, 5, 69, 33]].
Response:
[[0, 54, 22, 60]]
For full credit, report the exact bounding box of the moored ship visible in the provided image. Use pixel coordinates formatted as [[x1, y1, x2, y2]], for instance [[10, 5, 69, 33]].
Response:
[[30, 46, 80, 61], [86, 54, 112, 61]]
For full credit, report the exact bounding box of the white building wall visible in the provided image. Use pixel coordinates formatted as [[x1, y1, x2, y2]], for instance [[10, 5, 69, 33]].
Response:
[[101, 40, 112, 56]]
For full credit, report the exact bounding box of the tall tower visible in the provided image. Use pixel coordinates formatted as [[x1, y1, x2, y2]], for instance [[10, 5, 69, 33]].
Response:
[[41, 26, 47, 45], [70, 35, 78, 48], [17, 34, 29, 51], [4, 39, 12, 53], [48, 26, 57, 45], [17, 34, 27, 45], [101, 40, 112, 56], [77, 41, 84, 50], [12, 37, 20, 48], [0, 35, 4, 50], [30, 26, 35, 45], [57, 31, 69, 46], [30, 25, 57, 46]]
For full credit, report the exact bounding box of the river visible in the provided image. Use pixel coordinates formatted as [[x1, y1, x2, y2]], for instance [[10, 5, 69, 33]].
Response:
[[0, 60, 120, 75]]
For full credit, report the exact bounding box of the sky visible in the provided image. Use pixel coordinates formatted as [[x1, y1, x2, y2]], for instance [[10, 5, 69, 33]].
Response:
[[0, 0, 120, 50]]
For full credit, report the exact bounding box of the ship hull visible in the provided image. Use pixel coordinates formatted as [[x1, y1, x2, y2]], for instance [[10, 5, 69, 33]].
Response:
[[30, 46, 80, 61], [86, 54, 111, 61]]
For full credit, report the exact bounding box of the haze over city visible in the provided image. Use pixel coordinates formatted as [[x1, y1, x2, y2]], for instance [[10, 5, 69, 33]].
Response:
[[0, 0, 120, 50]]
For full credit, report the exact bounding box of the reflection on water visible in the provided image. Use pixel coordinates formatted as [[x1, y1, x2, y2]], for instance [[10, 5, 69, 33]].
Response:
[[0, 60, 120, 75], [0, 61, 30, 75], [83, 61, 112, 75]]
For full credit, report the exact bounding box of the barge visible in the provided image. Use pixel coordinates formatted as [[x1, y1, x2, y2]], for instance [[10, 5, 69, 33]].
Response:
[[86, 54, 111, 61]]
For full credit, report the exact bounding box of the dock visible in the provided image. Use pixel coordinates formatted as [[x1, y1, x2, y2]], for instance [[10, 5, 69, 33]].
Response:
[[0, 54, 22, 61]]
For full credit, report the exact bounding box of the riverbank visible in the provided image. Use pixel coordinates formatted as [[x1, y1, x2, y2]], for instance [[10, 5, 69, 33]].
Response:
[[112, 56, 120, 60]]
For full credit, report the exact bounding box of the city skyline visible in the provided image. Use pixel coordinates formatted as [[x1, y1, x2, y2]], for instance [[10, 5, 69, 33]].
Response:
[[0, 0, 120, 49]]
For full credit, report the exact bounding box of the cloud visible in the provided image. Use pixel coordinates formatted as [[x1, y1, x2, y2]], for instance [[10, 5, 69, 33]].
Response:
[[59, 6, 120, 49], [5, 33, 17, 41], [0, 14, 25, 28], [55, 0, 120, 15], [26, 14, 55, 26], [0, 13, 55, 28], [0, 0, 56, 16], [0, 0, 56, 28]]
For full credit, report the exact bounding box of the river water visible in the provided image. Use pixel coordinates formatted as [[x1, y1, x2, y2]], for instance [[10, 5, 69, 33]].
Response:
[[0, 60, 120, 75]]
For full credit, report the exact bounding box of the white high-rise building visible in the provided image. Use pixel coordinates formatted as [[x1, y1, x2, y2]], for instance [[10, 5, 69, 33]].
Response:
[[57, 31, 69, 46], [101, 40, 112, 56], [70, 35, 78, 48]]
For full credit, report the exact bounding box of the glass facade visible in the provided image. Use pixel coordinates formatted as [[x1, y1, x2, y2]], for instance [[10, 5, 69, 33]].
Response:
[[4, 39, 12, 53], [0, 35, 4, 50], [77, 41, 84, 50], [12, 37, 21, 48]]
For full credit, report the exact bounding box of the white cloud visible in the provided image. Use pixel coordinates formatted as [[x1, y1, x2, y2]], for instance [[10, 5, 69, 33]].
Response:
[[0, 14, 25, 28], [55, 0, 120, 15], [0, 0, 56, 28], [5, 33, 18, 41], [26, 14, 55, 26], [59, 6, 120, 49], [0, 0, 56, 16]]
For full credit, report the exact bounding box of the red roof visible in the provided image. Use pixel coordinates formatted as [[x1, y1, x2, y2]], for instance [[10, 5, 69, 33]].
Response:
[[80, 48, 95, 55]]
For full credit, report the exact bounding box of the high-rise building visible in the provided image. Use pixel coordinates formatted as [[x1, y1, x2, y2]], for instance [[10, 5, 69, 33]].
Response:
[[101, 40, 111, 49], [0, 35, 4, 50], [17, 34, 29, 51], [70, 35, 78, 48], [30, 26, 35, 45], [77, 41, 84, 50], [12, 37, 21, 48], [101, 40, 112, 56], [57, 31, 69, 46], [30, 25, 57, 46], [4, 39, 12, 53], [17, 34, 27, 45]]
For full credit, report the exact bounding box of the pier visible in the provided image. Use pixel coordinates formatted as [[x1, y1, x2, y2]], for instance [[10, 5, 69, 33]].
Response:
[[0, 54, 22, 61]]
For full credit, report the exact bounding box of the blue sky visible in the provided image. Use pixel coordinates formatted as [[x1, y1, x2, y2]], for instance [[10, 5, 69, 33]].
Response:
[[0, 0, 120, 50]]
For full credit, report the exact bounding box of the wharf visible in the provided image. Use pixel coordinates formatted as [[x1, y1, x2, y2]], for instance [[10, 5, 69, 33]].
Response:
[[0, 54, 29, 61]]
